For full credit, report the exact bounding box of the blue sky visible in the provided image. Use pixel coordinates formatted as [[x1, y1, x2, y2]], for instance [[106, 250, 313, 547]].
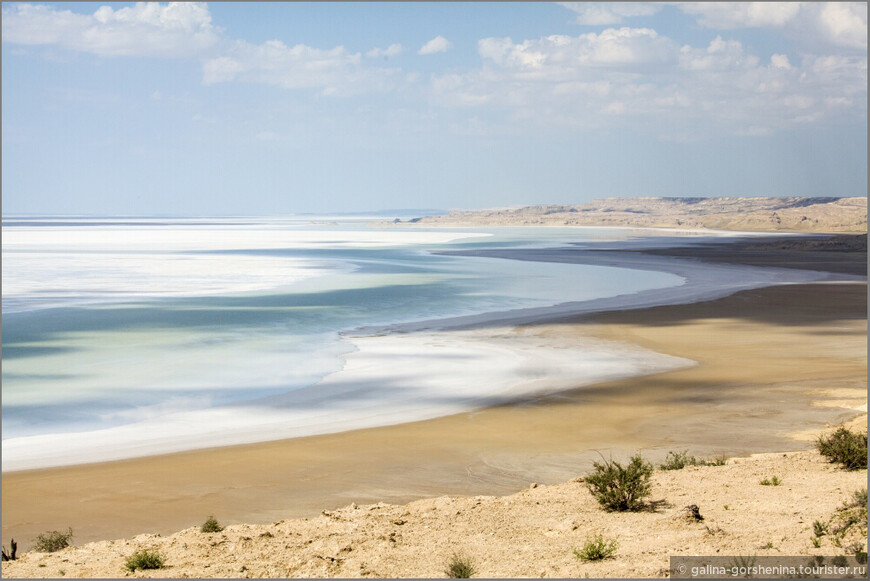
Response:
[[2, 2, 867, 215]]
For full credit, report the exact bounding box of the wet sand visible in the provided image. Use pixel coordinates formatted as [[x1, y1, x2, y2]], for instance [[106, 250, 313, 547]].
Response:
[[2, 280, 865, 550]]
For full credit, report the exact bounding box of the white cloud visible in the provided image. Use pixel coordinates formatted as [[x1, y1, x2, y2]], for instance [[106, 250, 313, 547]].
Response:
[[418, 35, 453, 55], [770, 53, 791, 70], [478, 28, 677, 71], [817, 2, 868, 49], [430, 27, 866, 139], [366, 43, 403, 59], [676, 2, 867, 50], [677, 2, 802, 29], [202, 40, 403, 96], [559, 2, 661, 26], [1, 2, 219, 57], [678, 36, 759, 71]]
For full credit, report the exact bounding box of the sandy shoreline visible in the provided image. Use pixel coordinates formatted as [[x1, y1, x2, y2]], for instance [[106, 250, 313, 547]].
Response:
[[2, 277, 866, 551]]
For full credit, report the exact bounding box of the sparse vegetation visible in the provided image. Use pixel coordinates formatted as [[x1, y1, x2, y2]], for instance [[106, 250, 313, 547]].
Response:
[[124, 549, 166, 572], [1, 539, 17, 561], [574, 533, 619, 561], [659, 450, 702, 471], [846, 542, 867, 562], [706, 455, 728, 466], [812, 488, 868, 552], [444, 552, 476, 578], [585, 453, 653, 512], [200, 515, 224, 533], [760, 476, 782, 486], [817, 427, 867, 470], [32, 528, 72, 553], [830, 488, 868, 536]]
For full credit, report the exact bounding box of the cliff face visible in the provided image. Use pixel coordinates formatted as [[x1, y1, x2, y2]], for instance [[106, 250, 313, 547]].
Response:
[[416, 197, 867, 233]]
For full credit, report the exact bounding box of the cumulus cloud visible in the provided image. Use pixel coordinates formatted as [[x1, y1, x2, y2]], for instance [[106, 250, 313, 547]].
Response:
[[202, 40, 403, 96], [559, 2, 662, 26], [429, 26, 866, 139], [366, 43, 402, 59], [816, 2, 868, 49], [677, 2, 802, 29], [770, 53, 792, 70], [1, 2, 219, 57], [477, 28, 677, 71], [418, 35, 453, 55], [676, 2, 867, 50]]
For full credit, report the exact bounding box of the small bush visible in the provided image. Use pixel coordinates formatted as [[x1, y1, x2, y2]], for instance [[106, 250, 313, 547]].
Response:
[[846, 542, 867, 562], [849, 488, 868, 509], [124, 549, 166, 572], [813, 520, 828, 537], [32, 528, 72, 553], [760, 476, 781, 486], [659, 450, 701, 471], [444, 552, 475, 578], [574, 533, 618, 561], [585, 453, 653, 512], [811, 537, 821, 548], [817, 427, 867, 470], [706, 455, 728, 466], [200, 515, 223, 533], [822, 488, 868, 548]]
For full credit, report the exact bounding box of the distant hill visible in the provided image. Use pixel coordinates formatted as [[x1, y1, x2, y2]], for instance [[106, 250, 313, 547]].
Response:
[[413, 197, 867, 233]]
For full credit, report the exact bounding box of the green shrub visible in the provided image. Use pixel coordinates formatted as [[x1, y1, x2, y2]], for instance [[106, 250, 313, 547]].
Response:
[[32, 528, 72, 553], [585, 453, 653, 512], [124, 549, 166, 572], [813, 520, 828, 537], [200, 515, 223, 533], [849, 488, 868, 508], [817, 427, 867, 470], [823, 488, 868, 546], [659, 450, 701, 471], [760, 476, 781, 486], [574, 533, 618, 561], [444, 552, 476, 578]]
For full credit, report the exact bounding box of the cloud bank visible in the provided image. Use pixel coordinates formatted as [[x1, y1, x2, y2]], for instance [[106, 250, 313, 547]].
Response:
[[1, 2, 219, 57]]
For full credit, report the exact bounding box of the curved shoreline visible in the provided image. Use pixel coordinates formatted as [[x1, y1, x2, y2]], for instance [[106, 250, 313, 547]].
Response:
[[2, 279, 866, 550], [4, 236, 857, 472]]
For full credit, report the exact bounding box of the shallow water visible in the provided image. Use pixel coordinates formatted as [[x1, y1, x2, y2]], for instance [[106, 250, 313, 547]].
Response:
[[1, 217, 718, 469]]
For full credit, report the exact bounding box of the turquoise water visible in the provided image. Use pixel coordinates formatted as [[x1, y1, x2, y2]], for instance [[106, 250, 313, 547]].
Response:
[[1, 217, 683, 453]]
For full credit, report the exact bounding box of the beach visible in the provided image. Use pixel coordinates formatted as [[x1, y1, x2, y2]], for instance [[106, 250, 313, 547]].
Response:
[[2, 234, 866, 558], [5, 1, 867, 575]]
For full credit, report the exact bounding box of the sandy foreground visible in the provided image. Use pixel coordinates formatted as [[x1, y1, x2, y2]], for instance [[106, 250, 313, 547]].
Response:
[[2, 275, 866, 577], [2, 445, 867, 579]]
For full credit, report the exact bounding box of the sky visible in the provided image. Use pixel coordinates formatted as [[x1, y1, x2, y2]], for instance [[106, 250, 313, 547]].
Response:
[[2, 1, 867, 216]]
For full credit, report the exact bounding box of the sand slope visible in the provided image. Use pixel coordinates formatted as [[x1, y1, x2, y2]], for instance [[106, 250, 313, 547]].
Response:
[[415, 197, 868, 233], [2, 444, 866, 578]]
